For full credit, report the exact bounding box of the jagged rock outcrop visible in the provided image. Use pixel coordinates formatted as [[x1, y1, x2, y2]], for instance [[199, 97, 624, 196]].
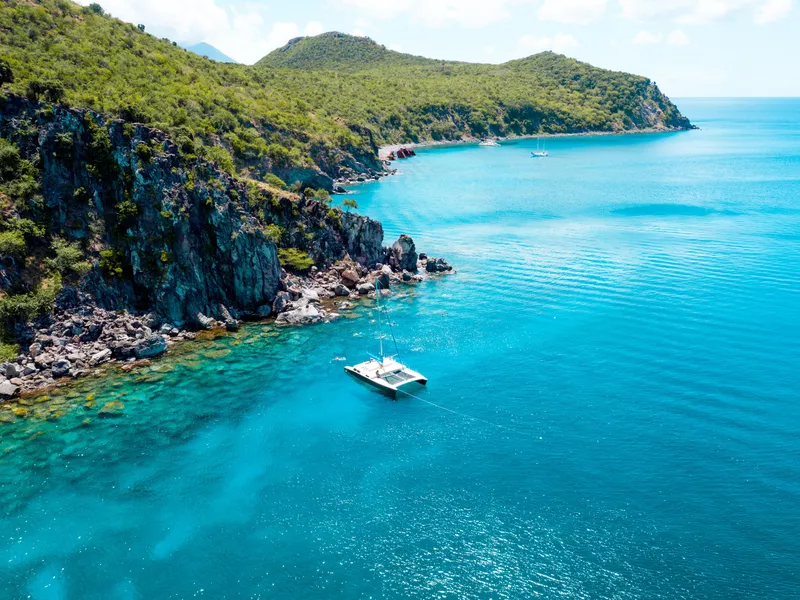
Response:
[[390, 234, 418, 272], [0, 96, 388, 326]]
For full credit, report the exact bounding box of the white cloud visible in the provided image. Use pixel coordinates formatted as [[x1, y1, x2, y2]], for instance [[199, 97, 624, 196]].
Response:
[[755, 0, 793, 22], [351, 28, 367, 37], [539, 0, 608, 24], [618, 0, 793, 24], [632, 29, 662, 43], [518, 33, 579, 54], [304, 21, 324, 37], [667, 29, 690, 44], [338, 0, 535, 27], [74, 0, 325, 64]]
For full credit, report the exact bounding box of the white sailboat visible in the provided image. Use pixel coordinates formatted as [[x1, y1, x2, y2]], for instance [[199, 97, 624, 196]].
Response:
[[345, 282, 427, 397], [479, 138, 500, 147], [531, 136, 548, 157]]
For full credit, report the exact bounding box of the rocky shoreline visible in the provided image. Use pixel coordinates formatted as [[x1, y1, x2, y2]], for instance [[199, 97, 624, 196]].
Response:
[[376, 126, 696, 160], [0, 235, 452, 403]]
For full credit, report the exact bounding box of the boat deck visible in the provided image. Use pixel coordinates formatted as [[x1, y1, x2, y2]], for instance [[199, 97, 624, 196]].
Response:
[[345, 357, 427, 397]]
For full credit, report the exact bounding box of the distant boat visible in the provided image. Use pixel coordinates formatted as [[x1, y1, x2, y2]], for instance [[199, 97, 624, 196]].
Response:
[[345, 281, 427, 397], [479, 139, 500, 147], [531, 136, 548, 157]]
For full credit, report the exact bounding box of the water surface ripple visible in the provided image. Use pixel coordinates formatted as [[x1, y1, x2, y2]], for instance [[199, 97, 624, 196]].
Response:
[[1, 99, 799, 599]]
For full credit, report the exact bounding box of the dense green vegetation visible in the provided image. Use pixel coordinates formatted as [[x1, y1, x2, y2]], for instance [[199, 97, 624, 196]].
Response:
[[0, 0, 689, 184]]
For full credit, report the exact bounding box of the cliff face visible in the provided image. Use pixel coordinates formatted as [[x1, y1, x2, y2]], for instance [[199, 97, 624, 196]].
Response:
[[0, 96, 385, 327]]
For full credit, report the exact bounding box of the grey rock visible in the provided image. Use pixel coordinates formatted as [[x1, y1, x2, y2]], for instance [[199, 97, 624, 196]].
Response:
[[334, 283, 350, 297], [34, 353, 55, 369], [426, 257, 453, 273], [52, 359, 71, 378], [134, 335, 167, 359], [275, 304, 321, 325], [341, 269, 359, 289], [195, 313, 215, 330], [90, 348, 112, 366], [272, 291, 291, 314], [357, 282, 373, 295], [28, 343, 42, 358], [2, 363, 21, 379], [256, 305, 272, 318], [391, 234, 418, 272], [0, 381, 19, 399]]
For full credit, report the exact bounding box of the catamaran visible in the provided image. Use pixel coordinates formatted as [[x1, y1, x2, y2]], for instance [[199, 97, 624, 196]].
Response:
[[531, 136, 548, 157], [345, 282, 427, 397]]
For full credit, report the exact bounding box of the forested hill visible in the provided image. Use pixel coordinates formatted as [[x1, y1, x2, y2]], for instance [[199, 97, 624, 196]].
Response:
[[0, 0, 691, 188]]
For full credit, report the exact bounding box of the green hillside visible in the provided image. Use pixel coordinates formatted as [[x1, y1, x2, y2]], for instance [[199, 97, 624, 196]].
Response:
[[0, 0, 691, 188], [257, 32, 435, 71]]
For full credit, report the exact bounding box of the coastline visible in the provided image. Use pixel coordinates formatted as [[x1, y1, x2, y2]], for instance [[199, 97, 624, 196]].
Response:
[[378, 126, 694, 159], [0, 249, 453, 419]]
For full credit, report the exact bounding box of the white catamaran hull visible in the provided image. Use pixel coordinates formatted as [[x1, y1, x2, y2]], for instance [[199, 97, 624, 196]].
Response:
[[345, 357, 427, 397]]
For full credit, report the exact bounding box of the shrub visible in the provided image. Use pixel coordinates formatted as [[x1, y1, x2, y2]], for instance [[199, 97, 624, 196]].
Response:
[[0, 139, 21, 181], [262, 223, 284, 243], [310, 188, 332, 205], [0, 342, 19, 362], [25, 80, 65, 103], [263, 173, 288, 190], [54, 132, 74, 160], [9, 218, 44, 238], [341, 198, 358, 212], [116, 199, 139, 227], [204, 146, 235, 175], [136, 142, 153, 163], [99, 249, 124, 277], [278, 248, 314, 272], [326, 208, 341, 227], [0, 59, 13, 87], [0, 230, 26, 256], [0, 277, 60, 322], [46, 238, 90, 275]]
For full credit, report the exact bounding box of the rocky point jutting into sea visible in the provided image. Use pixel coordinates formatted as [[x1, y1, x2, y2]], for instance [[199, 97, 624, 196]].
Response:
[[0, 96, 451, 401]]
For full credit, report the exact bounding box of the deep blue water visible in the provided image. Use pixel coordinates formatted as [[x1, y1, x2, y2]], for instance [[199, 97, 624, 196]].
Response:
[[1, 98, 799, 599]]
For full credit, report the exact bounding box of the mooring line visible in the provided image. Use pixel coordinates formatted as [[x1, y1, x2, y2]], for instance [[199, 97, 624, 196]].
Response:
[[396, 389, 537, 438]]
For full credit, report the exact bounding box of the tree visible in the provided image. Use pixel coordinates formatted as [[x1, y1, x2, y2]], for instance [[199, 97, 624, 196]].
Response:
[[342, 198, 358, 212], [0, 59, 13, 87], [88, 3, 104, 15], [137, 24, 145, 33], [25, 80, 65, 103]]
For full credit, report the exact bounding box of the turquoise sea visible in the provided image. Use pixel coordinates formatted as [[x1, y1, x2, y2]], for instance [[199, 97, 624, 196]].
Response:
[[1, 98, 799, 599]]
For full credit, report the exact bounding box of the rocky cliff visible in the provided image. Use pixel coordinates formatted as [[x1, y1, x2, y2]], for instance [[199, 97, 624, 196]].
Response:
[[0, 95, 386, 328]]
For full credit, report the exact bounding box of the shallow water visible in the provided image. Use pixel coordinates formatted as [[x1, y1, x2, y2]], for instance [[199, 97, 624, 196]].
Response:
[[1, 98, 799, 599]]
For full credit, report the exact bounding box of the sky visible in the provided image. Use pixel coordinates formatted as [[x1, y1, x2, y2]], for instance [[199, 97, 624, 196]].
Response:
[[75, 0, 798, 97]]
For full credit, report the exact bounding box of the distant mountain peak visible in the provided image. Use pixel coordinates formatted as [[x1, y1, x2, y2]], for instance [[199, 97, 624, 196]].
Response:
[[184, 42, 237, 64]]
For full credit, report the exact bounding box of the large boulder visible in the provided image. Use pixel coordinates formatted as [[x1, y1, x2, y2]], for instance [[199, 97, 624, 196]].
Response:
[[426, 257, 453, 273], [51, 359, 71, 378], [275, 303, 321, 325], [0, 381, 19, 399], [272, 291, 291, 314], [90, 348, 112, 366], [134, 335, 167, 359], [390, 235, 418, 272], [110, 340, 136, 359], [341, 269, 359, 289]]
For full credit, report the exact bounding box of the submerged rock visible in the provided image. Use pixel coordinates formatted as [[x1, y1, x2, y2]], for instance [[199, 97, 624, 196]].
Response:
[[134, 335, 167, 359]]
